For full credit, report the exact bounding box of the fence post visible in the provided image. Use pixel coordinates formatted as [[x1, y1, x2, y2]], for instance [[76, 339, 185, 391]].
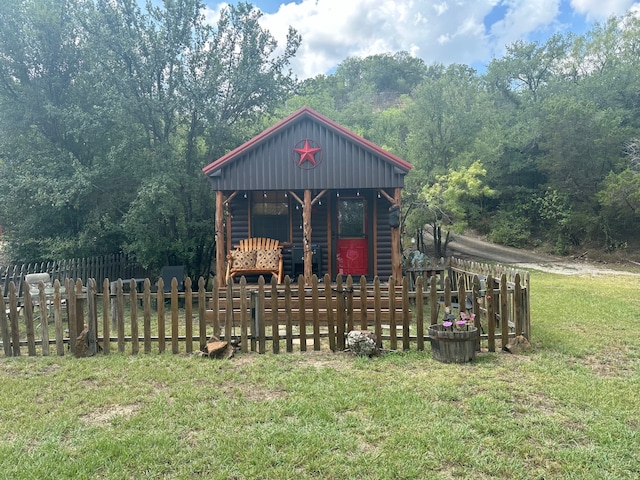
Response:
[[258, 276, 266, 353], [271, 276, 280, 354], [239, 277, 249, 353], [472, 275, 481, 351], [312, 275, 320, 351], [500, 274, 509, 348], [67, 279, 77, 355], [359, 275, 367, 330], [102, 278, 110, 355], [171, 278, 179, 354], [24, 284, 36, 356], [513, 273, 522, 336], [430, 275, 438, 326], [250, 287, 258, 353], [143, 278, 151, 354], [373, 277, 382, 350], [130, 279, 139, 355], [87, 279, 98, 356], [402, 276, 410, 351], [297, 275, 306, 352], [157, 278, 165, 354], [185, 277, 193, 354], [284, 276, 293, 352], [388, 276, 396, 350], [225, 279, 233, 345], [335, 275, 345, 351], [416, 276, 424, 351], [116, 279, 125, 353], [324, 274, 335, 352], [54, 280, 64, 356], [198, 277, 206, 352], [487, 274, 495, 352], [346, 275, 354, 333]]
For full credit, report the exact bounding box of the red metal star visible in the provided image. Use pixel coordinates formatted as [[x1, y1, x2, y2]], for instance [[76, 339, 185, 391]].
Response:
[[294, 139, 321, 166]]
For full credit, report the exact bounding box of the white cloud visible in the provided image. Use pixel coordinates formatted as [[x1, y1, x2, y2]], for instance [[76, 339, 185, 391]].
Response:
[[205, 1, 640, 79], [490, 0, 561, 48], [571, 0, 637, 20]]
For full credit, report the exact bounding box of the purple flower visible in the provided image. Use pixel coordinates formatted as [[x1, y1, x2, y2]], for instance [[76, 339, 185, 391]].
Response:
[[442, 321, 453, 328], [456, 320, 467, 329]]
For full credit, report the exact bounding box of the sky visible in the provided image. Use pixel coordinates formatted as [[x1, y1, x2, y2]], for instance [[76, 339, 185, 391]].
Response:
[[202, 0, 640, 79]]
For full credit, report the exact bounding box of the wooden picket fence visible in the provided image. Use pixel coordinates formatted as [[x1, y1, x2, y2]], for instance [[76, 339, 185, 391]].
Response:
[[1, 260, 530, 358], [0, 253, 151, 295]]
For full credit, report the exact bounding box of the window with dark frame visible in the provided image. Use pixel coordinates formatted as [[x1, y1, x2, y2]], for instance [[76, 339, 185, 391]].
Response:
[[251, 191, 290, 243]]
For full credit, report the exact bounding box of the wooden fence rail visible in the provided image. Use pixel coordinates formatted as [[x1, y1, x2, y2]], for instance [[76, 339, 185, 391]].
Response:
[[1, 262, 530, 358]]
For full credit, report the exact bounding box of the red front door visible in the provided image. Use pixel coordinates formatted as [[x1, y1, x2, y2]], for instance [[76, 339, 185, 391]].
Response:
[[336, 198, 368, 276]]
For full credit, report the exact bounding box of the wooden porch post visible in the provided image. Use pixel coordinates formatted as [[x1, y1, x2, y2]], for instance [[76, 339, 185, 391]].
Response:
[[303, 189, 312, 285], [391, 187, 402, 281], [215, 190, 226, 287]]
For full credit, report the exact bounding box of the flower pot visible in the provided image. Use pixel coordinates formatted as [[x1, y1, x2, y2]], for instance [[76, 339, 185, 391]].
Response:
[[428, 324, 478, 363]]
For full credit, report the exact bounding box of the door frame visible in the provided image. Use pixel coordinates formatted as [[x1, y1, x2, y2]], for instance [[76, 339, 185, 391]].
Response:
[[331, 191, 373, 278]]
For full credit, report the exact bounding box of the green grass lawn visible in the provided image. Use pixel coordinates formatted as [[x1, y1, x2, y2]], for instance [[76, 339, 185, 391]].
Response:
[[1, 270, 639, 479]]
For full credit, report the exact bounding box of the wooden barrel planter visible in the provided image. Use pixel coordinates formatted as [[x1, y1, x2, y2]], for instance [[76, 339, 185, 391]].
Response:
[[428, 325, 478, 363]]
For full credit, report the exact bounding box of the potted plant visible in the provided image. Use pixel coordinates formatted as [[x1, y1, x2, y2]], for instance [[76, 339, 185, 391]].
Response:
[[428, 308, 478, 363]]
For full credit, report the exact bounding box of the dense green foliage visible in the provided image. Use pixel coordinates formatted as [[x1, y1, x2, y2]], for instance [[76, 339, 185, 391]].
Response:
[[1, 2, 639, 268], [280, 16, 640, 255], [0, 0, 300, 275]]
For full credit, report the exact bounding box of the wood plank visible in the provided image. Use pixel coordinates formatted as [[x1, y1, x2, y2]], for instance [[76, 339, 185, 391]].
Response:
[[198, 278, 206, 352], [184, 277, 193, 354], [500, 273, 509, 348], [285, 276, 293, 353], [258, 276, 266, 354], [402, 276, 410, 351], [389, 276, 396, 350], [487, 274, 495, 352], [416, 276, 424, 351], [374, 277, 382, 349], [55, 280, 65, 356], [157, 278, 165, 353], [130, 280, 139, 355], [312, 276, 320, 351], [24, 286, 36, 356], [324, 274, 335, 352], [271, 277, 279, 354], [297, 275, 306, 352], [171, 278, 179, 354], [102, 279, 110, 355], [240, 277, 249, 353], [143, 279, 152, 354]]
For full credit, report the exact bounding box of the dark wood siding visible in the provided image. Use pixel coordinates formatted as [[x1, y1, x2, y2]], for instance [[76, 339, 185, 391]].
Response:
[[207, 118, 405, 192]]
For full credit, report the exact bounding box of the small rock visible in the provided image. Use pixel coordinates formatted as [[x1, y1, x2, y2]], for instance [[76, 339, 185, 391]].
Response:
[[504, 335, 531, 354], [345, 330, 378, 356]]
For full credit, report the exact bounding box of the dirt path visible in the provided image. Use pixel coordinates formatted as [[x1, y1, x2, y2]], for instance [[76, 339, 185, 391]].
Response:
[[440, 233, 640, 277]]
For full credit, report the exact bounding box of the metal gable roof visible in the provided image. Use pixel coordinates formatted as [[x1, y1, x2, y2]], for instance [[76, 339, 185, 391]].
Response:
[[202, 106, 412, 191]]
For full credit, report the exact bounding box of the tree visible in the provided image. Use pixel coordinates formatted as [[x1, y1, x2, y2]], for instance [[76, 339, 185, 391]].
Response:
[[0, 0, 300, 276], [421, 162, 497, 257]]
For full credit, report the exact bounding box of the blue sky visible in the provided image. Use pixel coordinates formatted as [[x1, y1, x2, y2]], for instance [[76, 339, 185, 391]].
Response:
[[202, 1, 640, 79]]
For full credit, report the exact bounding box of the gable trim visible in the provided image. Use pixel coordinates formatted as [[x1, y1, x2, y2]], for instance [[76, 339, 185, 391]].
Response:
[[202, 106, 412, 176]]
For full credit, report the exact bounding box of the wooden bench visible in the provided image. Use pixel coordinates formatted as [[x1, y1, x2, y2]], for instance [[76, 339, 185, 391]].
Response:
[[226, 238, 284, 284]]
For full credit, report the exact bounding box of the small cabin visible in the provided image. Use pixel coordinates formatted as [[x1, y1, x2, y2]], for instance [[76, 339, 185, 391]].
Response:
[[202, 107, 412, 285]]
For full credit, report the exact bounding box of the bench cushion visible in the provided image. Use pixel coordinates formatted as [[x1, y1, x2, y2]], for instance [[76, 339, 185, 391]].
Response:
[[231, 249, 256, 269], [255, 250, 280, 270]]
